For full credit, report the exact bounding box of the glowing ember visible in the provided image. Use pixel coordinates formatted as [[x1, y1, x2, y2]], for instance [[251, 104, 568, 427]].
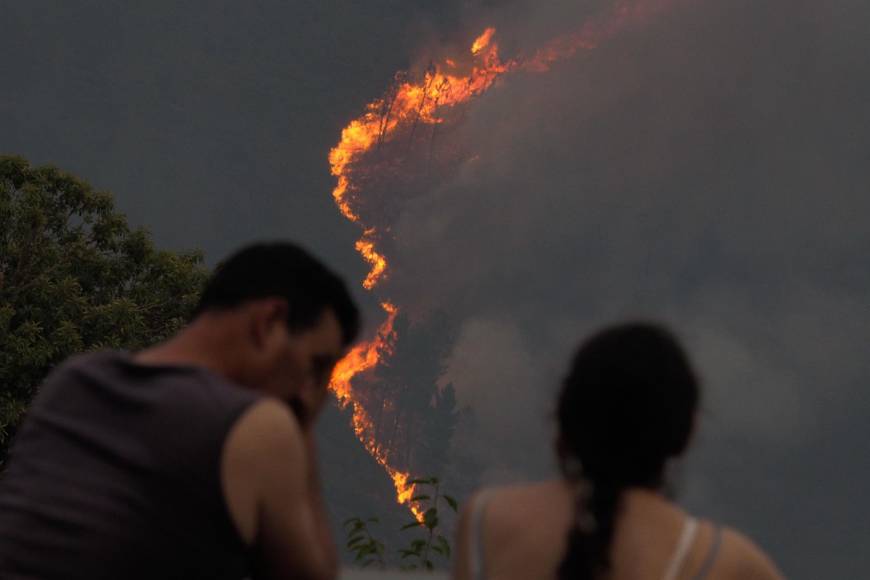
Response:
[[471, 27, 497, 55], [327, 0, 682, 519]]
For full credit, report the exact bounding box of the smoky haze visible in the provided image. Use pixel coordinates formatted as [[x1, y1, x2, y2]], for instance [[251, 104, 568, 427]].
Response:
[[2, 0, 869, 577], [387, 0, 870, 577]]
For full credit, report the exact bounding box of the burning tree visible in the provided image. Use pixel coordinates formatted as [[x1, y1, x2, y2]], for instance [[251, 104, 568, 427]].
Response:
[[326, 0, 686, 520], [369, 312, 458, 477]]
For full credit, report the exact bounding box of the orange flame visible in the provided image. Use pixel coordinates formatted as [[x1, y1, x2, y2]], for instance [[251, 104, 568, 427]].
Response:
[[328, 0, 681, 520], [355, 231, 388, 291], [330, 301, 398, 403], [328, 302, 424, 520], [325, 27, 522, 515], [327, 24, 516, 288], [471, 27, 496, 55]]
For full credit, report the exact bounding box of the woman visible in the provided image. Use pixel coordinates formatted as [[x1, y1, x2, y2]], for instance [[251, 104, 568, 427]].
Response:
[[454, 323, 783, 580]]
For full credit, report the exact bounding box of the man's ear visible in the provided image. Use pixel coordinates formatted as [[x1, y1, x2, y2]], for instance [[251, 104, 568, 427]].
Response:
[[250, 298, 290, 349]]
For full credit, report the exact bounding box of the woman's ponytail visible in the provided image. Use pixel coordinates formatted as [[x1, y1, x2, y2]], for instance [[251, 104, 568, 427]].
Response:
[[557, 476, 624, 580], [555, 322, 700, 579]]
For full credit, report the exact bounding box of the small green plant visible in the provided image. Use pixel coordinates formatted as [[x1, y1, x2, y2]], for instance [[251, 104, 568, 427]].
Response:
[[342, 476, 460, 570], [398, 476, 459, 571], [343, 516, 386, 569]]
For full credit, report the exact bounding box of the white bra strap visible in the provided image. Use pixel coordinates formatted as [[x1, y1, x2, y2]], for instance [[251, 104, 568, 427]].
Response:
[[661, 516, 699, 580]]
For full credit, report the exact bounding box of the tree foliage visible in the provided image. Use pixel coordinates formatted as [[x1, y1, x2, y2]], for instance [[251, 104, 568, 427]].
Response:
[[0, 155, 209, 455]]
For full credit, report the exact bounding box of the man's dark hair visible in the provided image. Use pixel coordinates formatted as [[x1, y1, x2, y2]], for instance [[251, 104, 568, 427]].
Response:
[[195, 242, 360, 347]]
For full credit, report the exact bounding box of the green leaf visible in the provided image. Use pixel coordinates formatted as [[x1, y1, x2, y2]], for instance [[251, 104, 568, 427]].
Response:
[[401, 521, 423, 530], [436, 534, 452, 558], [423, 507, 439, 530], [444, 495, 459, 513], [411, 539, 426, 550], [410, 494, 431, 502]]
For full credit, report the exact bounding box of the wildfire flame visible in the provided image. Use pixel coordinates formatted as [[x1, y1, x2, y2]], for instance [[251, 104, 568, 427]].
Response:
[[355, 231, 388, 291], [471, 27, 497, 56], [328, 302, 424, 519], [327, 0, 681, 519], [327, 26, 515, 288]]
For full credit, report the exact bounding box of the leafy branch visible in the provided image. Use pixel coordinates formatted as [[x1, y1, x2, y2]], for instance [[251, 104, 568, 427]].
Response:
[[342, 475, 460, 570], [343, 517, 386, 569], [398, 476, 459, 571]]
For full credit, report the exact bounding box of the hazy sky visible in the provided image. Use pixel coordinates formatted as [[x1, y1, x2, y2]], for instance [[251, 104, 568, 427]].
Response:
[[3, 1, 869, 577]]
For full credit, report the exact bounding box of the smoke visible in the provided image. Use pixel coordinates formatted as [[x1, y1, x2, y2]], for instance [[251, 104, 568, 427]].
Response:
[[440, 317, 553, 481], [379, 0, 870, 575]]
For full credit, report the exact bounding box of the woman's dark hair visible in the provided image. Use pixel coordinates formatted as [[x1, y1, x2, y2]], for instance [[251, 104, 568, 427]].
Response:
[[194, 241, 360, 347], [556, 322, 699, 580]]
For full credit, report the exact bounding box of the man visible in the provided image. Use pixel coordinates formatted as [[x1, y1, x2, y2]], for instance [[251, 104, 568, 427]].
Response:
[[0, 242, 359, 580]]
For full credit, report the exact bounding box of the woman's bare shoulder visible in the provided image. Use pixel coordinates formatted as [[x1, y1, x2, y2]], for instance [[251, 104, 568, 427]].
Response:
[[485, 479, 568, 501], [483, 480, 573, 532], [714, 526, 785, 580], [453, 484, 548, 580], [482, 480, 570, 511]]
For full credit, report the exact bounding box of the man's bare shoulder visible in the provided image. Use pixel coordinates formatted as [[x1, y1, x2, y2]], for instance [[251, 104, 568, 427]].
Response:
[[232, 399, 304, 446], [221, 398, 306, 545], [224, 399, 305, 468]]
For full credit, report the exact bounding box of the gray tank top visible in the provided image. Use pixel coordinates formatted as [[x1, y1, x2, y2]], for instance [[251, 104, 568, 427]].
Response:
[[0, 351, 261, 580]]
